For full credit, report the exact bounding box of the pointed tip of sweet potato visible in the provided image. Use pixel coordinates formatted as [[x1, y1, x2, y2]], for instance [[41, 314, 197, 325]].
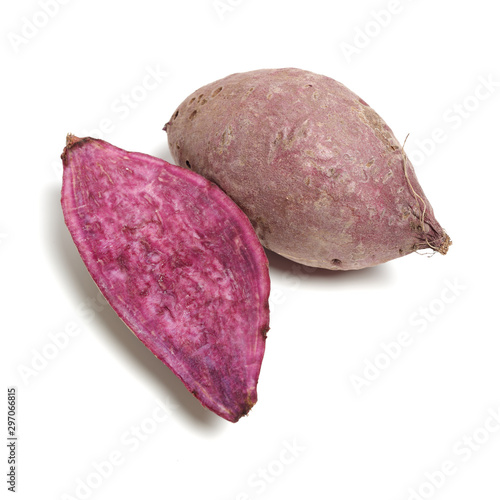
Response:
[[61, 134, 87, 163], [436, 232, 452, 255], [66, 133, 81, 147], [211, 389, 257, 423]]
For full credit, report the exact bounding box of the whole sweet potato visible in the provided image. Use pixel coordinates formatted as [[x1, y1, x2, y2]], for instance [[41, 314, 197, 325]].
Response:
[[165, 68, 451, 270], [61, 135, 270, 422]]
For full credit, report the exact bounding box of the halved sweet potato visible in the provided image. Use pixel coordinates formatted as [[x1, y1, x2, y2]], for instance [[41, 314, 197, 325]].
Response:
[[61, 135, 270, 422]]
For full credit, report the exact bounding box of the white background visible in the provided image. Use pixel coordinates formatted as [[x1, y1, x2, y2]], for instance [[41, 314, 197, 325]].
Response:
[[2, 1, 499, 499]]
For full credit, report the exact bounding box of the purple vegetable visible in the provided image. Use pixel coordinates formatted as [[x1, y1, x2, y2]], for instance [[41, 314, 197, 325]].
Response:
[[165, 68, 451, 270], [61, 135, 270, 422]]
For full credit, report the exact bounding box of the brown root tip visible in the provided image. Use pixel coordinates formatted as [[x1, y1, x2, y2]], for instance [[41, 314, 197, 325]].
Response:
[[66, 133, 82, 148], [437, 232, 452, 255], [61, 134, 84, 163]]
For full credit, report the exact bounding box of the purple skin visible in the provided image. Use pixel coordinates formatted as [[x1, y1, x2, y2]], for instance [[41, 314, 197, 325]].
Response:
[[61, 136, 270, 422], [165, 68, 451, 270]]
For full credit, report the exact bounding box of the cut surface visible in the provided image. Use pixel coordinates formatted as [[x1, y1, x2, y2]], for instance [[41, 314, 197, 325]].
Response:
[[61, 136, 270, 422]]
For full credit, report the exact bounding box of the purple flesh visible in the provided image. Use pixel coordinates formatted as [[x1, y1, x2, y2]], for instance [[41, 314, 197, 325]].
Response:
[[61, 135, 270, 422]]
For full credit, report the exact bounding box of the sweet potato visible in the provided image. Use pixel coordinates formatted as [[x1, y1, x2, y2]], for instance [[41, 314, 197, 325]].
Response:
[[165, 68, 451, 270], [61, 135, 270, 422]]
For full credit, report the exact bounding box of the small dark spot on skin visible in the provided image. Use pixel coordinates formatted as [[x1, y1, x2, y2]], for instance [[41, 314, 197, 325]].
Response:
[[253, 216, 271, 246], [197, 94, 204, 102], [200, 98, 208, 105], [173, 110, 179, 120], [332, 259, 342, 266], [212, 87, 223, 97], [411, 221, 425, 232], [304, 84, 313, 88], [273, 131, 283, 145], [189, 97, 196, 105], [399, 248, 404, 255], [185, 160, 191, 168], [189, 110, 197, 120]]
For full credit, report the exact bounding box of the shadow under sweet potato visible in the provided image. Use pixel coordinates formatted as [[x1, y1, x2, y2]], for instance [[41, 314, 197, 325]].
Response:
[[265, 248, 394, 288]]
